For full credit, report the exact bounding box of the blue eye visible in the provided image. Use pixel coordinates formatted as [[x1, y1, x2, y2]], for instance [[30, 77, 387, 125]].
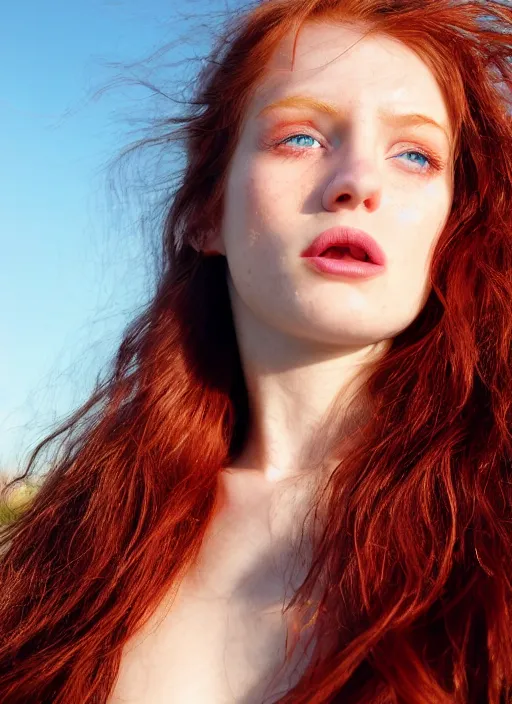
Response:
[[275, 133, 442, 172], [397, 150, 431, 169], [281, 134, 321, 148]]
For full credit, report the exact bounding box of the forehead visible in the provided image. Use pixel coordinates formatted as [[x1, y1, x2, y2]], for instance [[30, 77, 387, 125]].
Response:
[[248, 21, 450, 127]]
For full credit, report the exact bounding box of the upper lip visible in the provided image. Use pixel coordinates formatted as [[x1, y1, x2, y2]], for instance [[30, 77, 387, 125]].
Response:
[[300, 227, 387, 266]]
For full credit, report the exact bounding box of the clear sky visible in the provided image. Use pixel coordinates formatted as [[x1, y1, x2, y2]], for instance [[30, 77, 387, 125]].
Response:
[[1, 0, 235, 475]]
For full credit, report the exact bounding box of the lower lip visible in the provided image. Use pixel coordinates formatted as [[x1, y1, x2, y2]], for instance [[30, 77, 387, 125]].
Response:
[[302, 256, 386, 279]]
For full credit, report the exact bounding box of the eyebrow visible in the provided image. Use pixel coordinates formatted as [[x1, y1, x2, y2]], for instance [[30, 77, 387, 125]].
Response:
[[256, 94, 451, 144]]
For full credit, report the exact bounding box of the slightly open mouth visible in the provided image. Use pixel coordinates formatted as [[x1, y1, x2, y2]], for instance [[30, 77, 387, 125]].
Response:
[[319, 245, 370, 263]]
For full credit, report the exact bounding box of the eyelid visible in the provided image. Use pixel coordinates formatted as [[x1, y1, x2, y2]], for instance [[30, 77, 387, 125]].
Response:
[[263, 115, 448, 159], [267, 130, 447, 174], [267, 118, 443, 148], [264, 108, 449, 142], [391, 139, 447, 166], [267, 119, 325, 135], [263, 122, 328, 148], [272, 129, 442, 158]]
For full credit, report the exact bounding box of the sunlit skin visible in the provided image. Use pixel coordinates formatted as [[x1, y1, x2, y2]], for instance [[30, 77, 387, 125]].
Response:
[[206, 20, 454, 488], [110, 21, 456, 704]]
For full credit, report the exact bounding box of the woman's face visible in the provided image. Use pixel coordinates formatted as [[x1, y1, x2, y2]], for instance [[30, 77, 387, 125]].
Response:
[[213, 21, 454, 349]]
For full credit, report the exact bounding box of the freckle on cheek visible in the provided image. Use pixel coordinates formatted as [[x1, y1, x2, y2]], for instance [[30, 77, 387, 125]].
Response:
[[248, 227, 260, 246]]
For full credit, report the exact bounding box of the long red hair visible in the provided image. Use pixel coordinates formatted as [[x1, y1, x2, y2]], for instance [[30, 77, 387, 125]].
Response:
[[1, 1, 512, 702]]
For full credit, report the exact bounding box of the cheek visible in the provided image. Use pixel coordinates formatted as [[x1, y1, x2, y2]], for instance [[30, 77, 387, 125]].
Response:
[[222, 164, 282, 270], [245, 173, 270, 223], [396, 204, 424, 226], [246, 165, 287, 217], [391, 182, 452, 259], [229, 163, 295, 249], [227, 162, 265, 226]]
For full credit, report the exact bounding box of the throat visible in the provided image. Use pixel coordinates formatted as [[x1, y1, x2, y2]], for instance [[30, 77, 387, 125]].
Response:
[[321, 245, 368, 262]]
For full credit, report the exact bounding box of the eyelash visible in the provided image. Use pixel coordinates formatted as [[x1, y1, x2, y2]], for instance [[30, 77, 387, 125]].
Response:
[[265, 132, 445, 174]]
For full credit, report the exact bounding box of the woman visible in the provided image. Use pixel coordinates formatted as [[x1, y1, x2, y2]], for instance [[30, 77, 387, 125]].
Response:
[[1, 0, 511, 702]]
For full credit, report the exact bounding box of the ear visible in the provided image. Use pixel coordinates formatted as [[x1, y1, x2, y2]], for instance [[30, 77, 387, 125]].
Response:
[[201, 228, 226, 256]]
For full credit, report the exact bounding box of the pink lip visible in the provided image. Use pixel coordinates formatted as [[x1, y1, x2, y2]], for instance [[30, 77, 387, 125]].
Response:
[[300, 227, 387, 266]]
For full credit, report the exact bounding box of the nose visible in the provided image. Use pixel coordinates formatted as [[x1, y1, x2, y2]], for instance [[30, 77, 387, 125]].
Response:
[[321, 148, 383, 213]]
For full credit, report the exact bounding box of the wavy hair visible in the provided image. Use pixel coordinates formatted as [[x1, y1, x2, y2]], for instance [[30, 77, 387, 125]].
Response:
[[1, 0, 511, 702]]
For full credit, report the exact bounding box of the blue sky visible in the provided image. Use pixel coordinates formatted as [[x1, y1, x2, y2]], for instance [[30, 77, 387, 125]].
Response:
[[1, 0, 237, 474]]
